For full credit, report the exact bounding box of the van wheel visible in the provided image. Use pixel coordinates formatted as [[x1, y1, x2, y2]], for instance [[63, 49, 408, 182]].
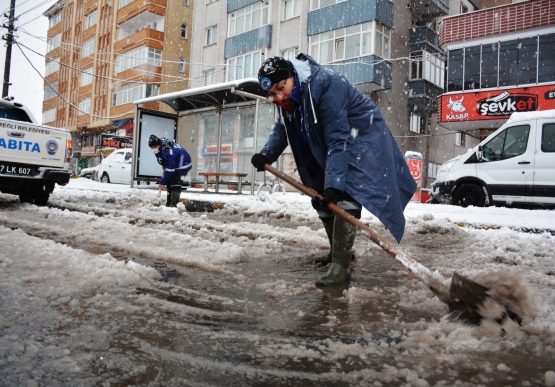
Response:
[[101, 173, 110, 184], [454, 184, 486, 207]]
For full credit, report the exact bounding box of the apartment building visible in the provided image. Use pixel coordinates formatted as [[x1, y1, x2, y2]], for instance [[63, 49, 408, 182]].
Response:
[[438, 0, 555, 142], [185, 0, 492, 189], [42, 0, 193, 171]]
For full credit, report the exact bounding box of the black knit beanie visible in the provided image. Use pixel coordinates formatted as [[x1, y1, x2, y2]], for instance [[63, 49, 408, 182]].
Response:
[[258, 57, 294, 91]]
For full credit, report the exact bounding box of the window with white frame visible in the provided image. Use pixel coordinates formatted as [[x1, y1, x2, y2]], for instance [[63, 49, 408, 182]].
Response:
[[42, 108, 56, 124], [228, 2, 269, 37], [178, 57, 185, 72], [47, 34, 61, 52], [284, 0, 301, 20], [409, 50, 445, 88], [227, 49, 265, 81], [183, 0, 189, 5], [49, 12, 62, 28], [79, 97, 91, 115], [309, 21, 390, 64], [207, 0, 217, 3], [206, 25, 218, 45], [44, 83, 58, 100], [180, 23, 187, 39], [45, 60, 60, 76], [81, 68, 93, 86], [410, 113, 426, 134], [115, 46, 162, 73], [85, 10, 97, 29], [113, 83, 159, 106], [282, 47, 298, 61], [310, 0, 347, 11], [119, 0, 134, 9], [455, 131, 466, 147], [82, 38, 95, 58], [204, 69, 215, 86], [428, 162, 441, 178]]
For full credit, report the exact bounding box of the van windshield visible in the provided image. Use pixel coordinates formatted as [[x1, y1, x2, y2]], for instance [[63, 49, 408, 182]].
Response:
[[0, 106, 32, 122], [482, 124, 530, 161]]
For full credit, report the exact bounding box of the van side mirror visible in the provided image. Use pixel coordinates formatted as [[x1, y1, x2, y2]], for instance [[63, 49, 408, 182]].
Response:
[[476, 145, 484, 161]]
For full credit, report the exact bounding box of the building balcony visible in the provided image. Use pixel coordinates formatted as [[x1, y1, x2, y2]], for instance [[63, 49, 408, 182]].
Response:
[[114, 28, 164, 53], [410, 0, 448, 24], [409, 26, 440, 52], [324, 55, 392, 93], [439, 0, 555, 47], [408, 80, 443, 114], [117, 0, 166, 25]]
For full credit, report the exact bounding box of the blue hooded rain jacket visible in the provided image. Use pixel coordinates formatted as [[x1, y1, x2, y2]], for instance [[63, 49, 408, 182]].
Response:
[[260, 54, 416, 242], [156, 138, 192, 186]]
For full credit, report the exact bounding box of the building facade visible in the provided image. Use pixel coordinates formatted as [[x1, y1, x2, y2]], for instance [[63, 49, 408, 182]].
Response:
[[438, 0, 555, 144], [42, 0, 193, 172], [187, 0, 490, 189]]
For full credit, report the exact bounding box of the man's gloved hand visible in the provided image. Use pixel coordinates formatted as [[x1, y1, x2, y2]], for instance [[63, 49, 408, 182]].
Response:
[[251, 153, 271, 172], [312, 188, 343, 209]]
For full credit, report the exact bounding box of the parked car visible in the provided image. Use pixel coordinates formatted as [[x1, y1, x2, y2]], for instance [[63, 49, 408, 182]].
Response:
[[97, 149, 133, 184], [79, 166, 99, 179], [431, 109, 555, 207]]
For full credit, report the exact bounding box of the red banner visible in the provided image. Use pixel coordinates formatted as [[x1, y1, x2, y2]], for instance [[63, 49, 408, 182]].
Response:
[[440, 84, 555, 122], [407, 158, 423, 203]]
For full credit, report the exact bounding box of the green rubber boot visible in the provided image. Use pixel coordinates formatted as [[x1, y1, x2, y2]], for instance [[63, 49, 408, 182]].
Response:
[[165, 191, 171, 207], [312, 217, 334, 265], [316, 217, 357, 286], [169, 191, 181, 207]]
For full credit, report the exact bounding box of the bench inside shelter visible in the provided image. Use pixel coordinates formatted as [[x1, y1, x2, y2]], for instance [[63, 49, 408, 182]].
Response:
[[198, 172, 248, 194]]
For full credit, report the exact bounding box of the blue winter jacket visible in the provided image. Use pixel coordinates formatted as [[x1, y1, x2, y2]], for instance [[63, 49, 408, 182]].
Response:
[[156, 138, 192, 185], [260, 54, 416, 242]]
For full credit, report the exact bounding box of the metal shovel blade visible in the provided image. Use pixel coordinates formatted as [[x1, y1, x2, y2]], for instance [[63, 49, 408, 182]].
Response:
[[447, 272, 490, 322]]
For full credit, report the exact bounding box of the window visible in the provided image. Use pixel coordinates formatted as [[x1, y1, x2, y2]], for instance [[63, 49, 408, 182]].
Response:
[[410, 114, 426, 134], [47, 34, 61, 52], [79, 97, 91, 115], [206, 25, 218, 45], [44, 83, 58, 100], [464, 46, 480, 90], [284, 0, 301, 20], [482, 125, 530, 161], [207, 0, 217, 3], [178, 57, 185, 73], [42, 108, 56, 124], [409, 51, 445, 88], [45, 60, 60, 76], [81, 68, 93, 86], [542, 123, 555, 153], [204, 69, 215, 86], [446, 48, 463, 92], [82, 38, 95, 58], [455, 131, 466, 147], [428, 162, 441, 178], [282, 47, 298, 61], [49, 12, 62, 28], [227, 49, 265, 81], [180, 23, 187, 39], [113, 83, 159, 106], [481, 43, 498, 88], [82, 133, 90, 147], [119, 0, 134, 9], [309, 22, 390, 64], [115, 46, 162, 73], [183, 0, 190, 5], [310, 0, 347, 10], [228, 2, 269, 37], [539, 33, 555, 83], [85, 10, 97, 29], [461, 4, 468, 13]]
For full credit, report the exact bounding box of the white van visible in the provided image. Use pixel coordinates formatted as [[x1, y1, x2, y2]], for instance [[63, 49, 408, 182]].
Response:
[[431, 109, 555, 207]]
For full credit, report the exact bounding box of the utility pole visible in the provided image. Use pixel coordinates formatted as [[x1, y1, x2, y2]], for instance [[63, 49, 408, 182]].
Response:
[[2, 0, 16, 98]]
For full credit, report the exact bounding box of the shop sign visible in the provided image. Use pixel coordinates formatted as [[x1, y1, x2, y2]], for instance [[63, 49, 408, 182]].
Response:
[[440, 85, 555, 122], [204, 144, 233, 155], [101, 134, 133, 149]]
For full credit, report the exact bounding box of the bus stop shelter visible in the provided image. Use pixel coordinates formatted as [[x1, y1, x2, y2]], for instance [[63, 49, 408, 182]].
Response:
[[131, 78, 278, 194]]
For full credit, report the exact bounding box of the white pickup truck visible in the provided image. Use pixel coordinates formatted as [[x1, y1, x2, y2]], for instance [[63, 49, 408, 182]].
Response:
[[0, 97, 72, 205]]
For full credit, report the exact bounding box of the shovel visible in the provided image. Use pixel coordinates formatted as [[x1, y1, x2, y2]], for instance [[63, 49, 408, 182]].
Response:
[[262, 163, 492, 317]]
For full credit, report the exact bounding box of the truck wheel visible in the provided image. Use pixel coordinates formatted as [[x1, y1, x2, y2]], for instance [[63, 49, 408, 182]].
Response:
[[19, 192, 49, 206], [101, 173, 110, 183], [454, 184, 486, 207]]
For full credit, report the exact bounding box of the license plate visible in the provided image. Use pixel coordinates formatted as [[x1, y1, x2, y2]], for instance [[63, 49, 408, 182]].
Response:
[[0, 162, 33, 176]]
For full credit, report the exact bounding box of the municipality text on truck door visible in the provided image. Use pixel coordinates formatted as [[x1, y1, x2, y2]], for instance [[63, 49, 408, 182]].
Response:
[[431, 110, 555, 207], [0, 97, 72, 206]]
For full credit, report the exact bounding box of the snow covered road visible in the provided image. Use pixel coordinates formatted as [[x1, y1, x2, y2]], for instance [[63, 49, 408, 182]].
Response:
[[1, 179, 554, 386]]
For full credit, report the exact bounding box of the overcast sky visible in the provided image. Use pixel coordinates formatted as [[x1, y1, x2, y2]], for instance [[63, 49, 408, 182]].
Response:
[[0, 0, 57, 123]]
